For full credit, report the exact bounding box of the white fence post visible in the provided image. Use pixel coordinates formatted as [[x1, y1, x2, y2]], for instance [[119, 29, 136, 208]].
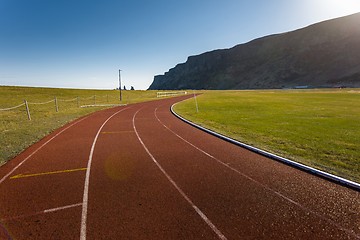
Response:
[[55, 97, 59, 112], [24, 100, 31, 120], [193, 90, 199, 113]]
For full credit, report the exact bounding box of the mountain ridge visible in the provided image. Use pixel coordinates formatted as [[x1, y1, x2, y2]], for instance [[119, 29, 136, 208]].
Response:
[[148, 13, 360, 90]]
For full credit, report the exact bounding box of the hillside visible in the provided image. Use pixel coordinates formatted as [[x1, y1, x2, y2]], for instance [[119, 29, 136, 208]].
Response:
[[148, 13, 360, 90]]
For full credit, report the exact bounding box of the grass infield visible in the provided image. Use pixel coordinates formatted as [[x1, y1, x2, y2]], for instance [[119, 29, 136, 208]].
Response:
[[174, 89, 360, 183], [0, 86, 163, 165]]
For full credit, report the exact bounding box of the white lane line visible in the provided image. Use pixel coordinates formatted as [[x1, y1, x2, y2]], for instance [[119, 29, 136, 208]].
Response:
[[0, 115, 90, 185], [154, 107, 360, 239], [133, 108, 227, 240], [80, 107, 130, 240], [1, 203, 83, 221], [44, 203, 83, 213]]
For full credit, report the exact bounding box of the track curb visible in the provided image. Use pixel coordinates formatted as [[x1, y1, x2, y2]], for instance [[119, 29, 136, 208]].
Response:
[[171, 103, 360, 191]]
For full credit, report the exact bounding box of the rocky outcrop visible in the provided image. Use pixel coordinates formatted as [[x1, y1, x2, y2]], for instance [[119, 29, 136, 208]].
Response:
[[148, 13, 360, 90]]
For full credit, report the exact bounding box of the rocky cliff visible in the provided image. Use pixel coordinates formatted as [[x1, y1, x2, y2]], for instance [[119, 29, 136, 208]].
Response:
[[148, 13, 360, 90]]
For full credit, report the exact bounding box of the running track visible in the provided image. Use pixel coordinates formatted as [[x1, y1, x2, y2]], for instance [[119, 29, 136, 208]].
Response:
[[0, 95, 359, 239]]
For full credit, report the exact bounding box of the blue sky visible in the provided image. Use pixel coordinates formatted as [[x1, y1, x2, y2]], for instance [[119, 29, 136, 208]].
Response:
[[1, 0, 360, 90]]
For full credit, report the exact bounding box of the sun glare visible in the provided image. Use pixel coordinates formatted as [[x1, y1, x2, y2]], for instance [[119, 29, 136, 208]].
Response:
[[312, 0, 360, 16]]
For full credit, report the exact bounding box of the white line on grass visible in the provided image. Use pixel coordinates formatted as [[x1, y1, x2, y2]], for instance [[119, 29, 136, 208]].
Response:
[[0, 115, 90, 185], [133, 108, 227, 240], [154, 106, 360, 239], [80, 107, 130, 240]]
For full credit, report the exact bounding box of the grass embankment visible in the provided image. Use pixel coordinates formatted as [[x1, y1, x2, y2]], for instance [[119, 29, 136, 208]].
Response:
[[0, 86, 161, 165], [174, 89, 360, 183]]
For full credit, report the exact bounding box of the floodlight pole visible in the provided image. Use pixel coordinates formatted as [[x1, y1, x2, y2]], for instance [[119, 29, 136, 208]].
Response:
[[119, 69, 122, 102]]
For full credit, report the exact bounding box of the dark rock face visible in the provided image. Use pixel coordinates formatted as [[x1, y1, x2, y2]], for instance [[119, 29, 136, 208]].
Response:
[[148, 13, 360, 90]]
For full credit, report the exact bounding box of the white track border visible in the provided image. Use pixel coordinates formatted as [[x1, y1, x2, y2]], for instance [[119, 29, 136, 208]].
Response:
[[171, 103, 360, 191]]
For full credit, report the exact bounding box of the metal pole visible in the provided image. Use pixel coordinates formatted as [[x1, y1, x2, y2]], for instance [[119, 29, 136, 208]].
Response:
[[119, 69, 122, 102], [24, 100, 31, 120]]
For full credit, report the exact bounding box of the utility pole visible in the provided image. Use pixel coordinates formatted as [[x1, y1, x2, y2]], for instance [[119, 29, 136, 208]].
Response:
[[119, 69, 122, 102]]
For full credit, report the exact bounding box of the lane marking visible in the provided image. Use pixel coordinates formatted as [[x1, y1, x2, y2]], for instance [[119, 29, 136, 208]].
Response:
[[133, 108, 227, 240], [0, 115, 90, 185], [44, 203, 83, 213], [155, 107, 360, 239], [1, 203, 82, 222], [10, 168, 87, 179], [101, 131, 134, 134], [80, 107, 130, 240]]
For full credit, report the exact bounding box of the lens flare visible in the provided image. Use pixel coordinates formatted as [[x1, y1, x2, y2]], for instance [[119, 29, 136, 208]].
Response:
[[303, 0, 360, 16], [104, 152, 135, 181], [0, 222, 12, 240]]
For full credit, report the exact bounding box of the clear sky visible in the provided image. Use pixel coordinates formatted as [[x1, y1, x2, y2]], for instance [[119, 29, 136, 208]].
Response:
[[1, 0, 360, 90]]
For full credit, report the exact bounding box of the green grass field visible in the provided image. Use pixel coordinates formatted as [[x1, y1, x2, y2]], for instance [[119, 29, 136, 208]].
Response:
[[174, 89, 360, 183], [0, 86, 162, 165]]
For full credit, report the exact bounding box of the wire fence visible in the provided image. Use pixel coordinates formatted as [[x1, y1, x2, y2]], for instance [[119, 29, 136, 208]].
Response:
[[157, 91, 188, 98], [0, 95, 123, 120], [27, 99, 55, 105], [0, 103, 25, 111]]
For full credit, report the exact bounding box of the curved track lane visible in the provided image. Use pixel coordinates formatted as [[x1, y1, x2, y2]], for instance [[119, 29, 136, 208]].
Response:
[[0, 96, 359, 239]]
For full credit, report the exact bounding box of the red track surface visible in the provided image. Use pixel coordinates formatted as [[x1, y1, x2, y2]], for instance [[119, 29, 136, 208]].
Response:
[[0, 96, 359, 239]]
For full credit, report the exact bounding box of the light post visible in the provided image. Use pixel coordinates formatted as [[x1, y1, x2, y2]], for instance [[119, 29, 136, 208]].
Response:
[[119, 69, 122, 102]]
